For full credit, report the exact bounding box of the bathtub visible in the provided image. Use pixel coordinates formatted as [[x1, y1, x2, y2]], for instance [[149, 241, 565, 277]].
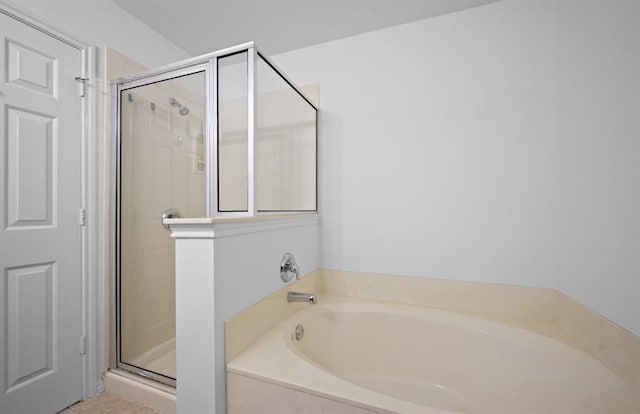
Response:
[[227, 298, 640, 414]]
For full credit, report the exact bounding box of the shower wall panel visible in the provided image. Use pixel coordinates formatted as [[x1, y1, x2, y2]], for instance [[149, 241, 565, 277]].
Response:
[[256, 56, 316, 212]]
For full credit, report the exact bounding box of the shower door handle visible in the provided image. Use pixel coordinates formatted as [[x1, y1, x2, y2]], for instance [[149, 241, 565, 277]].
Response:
[[161, 208, 182, 231]]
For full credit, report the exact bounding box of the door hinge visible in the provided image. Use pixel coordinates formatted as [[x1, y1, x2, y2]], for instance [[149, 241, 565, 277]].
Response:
[[80, 336, 87, 355], [79, 208, 86, 226], [75, 76, 89, 98]]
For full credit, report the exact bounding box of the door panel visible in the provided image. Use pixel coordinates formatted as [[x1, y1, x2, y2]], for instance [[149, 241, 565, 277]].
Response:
[[0, 11, 83, 414], [6, 262, 55, 391], [6, 107, 55, 228], [118, 71, 205, 383], [5, 38, 57, 96]]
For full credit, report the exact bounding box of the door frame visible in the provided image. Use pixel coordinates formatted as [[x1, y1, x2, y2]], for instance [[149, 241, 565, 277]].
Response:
[[0, 1, 103, 401]]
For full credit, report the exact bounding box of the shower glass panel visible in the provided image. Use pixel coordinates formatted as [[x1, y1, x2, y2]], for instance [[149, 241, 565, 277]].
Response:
[[218, 52, 248, 212], [256, 55, 317, 211], [118, 70, 206, 383]]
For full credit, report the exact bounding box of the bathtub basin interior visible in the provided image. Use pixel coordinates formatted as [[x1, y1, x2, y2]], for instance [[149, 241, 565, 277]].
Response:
[[228, 297, 640, 414]]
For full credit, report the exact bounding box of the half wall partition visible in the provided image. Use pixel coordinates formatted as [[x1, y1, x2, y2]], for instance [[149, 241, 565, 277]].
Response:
[[113, 43, 317, 386]]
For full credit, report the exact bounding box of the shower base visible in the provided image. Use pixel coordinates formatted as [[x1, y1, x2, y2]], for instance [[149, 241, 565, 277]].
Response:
[[104, 370, 176, 414], [128, 338, 176, 379]]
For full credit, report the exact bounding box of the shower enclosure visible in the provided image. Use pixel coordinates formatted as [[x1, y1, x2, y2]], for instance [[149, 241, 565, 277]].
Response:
[[113, 43, 317, 385]]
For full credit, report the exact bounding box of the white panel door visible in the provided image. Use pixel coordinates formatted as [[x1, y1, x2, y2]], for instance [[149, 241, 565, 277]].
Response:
[[0, 12, 84, 414]]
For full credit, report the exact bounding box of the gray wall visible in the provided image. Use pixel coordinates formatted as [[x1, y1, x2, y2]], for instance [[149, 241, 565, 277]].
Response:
[[214, 221, 320, 413], [275, 0, 640, 335]]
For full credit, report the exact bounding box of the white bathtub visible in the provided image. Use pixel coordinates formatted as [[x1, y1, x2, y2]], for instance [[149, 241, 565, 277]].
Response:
[[227, 298, 640, 413]]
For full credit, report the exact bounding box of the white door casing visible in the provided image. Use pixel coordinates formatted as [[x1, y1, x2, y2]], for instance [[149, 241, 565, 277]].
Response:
[[0, 11, 84, 414]]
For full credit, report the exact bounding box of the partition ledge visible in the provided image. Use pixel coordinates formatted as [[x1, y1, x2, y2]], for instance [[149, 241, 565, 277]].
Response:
[[166, 214, 320, 239]]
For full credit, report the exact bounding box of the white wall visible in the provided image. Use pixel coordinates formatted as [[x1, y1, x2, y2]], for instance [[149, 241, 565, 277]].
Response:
[[171, 220, 319, 413], [213, 222, 320, 413], [274, 0, 640, 335], [554, 0, 640, 336], [3, 0, 189, 68]]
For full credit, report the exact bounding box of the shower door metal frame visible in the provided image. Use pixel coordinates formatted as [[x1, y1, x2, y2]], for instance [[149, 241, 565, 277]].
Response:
[[113, 63, 210, 387], [111, 42, 319, 387]]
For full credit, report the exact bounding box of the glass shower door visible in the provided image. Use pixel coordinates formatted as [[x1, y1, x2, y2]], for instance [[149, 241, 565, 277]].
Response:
[[118, 70, 206, 384]]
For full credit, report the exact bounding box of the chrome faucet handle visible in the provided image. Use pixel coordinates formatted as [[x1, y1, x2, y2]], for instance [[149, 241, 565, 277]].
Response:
[[290, 263, 301, 280], [280, 253, 299, 282]]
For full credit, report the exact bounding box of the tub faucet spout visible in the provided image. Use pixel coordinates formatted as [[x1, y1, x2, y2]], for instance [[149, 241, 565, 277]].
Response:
[[287, 291, 317, 305]]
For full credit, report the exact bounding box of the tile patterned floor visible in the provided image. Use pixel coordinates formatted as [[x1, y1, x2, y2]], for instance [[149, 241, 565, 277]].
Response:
[[59, 392, 160, 414]]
